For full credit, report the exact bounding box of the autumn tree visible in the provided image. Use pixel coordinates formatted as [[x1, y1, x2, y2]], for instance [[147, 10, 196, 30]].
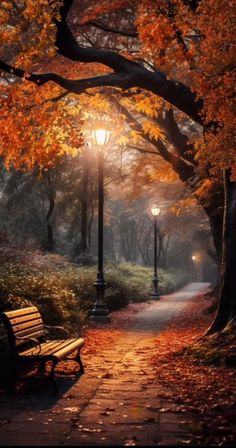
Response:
[[0, 0, 235, 333]]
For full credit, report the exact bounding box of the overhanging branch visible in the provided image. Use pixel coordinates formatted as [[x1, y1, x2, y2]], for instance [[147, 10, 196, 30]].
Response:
[[80, 21, 138, 37], [0, 0, 204, 125], [128, 145, 160, 156]]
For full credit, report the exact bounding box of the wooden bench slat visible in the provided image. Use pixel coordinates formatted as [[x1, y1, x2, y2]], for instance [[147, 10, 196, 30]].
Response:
[[53, 338, 84, 361], [22, 339, 57, 354], [15, 329, 45, 346], [8, 312, 42, 326], [4, 307, 38, 318], [20, 339, 82, 358], [15, 325, 45, 337], [11, 319, 44, 334], [37, 340, 74, 356], [37, 339, 80, 357], [20, 340, 69, 356]]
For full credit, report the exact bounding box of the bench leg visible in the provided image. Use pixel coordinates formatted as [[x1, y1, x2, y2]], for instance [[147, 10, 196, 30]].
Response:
[[5, 372, 16, 394], [38, 360, 47, 376], [75, 350, 84, 375], [48, 361, 58, 394], [5, 357, 17, 394]]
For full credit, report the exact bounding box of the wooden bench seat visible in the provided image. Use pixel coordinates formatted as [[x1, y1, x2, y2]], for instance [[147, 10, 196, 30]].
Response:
[[1, 306, 84, 393]]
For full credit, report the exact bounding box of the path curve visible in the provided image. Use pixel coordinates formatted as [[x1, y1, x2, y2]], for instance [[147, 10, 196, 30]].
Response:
[[0, 283, 210, 446]]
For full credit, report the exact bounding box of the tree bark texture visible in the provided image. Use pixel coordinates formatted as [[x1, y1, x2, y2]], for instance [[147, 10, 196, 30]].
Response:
[[46, 198, 55, 252], [207, 170, 236, 333]]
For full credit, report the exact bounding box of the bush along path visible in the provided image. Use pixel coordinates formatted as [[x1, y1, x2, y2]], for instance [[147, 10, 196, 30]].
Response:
[[1, 282, 235, 446]]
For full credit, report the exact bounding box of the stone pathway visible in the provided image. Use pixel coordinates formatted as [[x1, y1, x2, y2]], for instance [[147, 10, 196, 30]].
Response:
[[0, 283, 210, 446]]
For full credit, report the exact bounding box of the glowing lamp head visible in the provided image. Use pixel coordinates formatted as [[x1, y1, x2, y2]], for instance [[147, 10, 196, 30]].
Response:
[[151, 207, 160, 217], [192, 255, 196, 261], [92, 128, 110, 146]]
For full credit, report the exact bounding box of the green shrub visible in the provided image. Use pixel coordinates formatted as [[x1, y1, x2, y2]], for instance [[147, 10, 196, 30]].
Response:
[[106, 262, 188, 301], [0, 247, 188, 335]]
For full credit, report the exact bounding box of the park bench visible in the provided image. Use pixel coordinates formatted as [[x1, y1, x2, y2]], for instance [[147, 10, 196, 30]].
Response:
[[1, 305, 84, 393]]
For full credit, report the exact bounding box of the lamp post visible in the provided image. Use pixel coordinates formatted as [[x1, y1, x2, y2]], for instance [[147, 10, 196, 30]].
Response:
[[151, 206, 160, 299], [90, 126, 111, 323], [191, 255, 196, 282]]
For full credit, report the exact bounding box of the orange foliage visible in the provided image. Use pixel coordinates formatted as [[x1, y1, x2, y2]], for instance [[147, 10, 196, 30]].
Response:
[[0, 81, 83, 171], [150, 295, 236, 445], [136, 0, 236, 177], [193, 0, 236, 178], [79, 0, 134, 25], [0, 0, 59, 68], [0, 0, 235, 178], [136, 0, 194, 79]]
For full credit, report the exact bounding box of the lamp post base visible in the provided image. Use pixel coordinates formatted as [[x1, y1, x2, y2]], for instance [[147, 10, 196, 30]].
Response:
[[89, 278, 111, 323], [151, 276, 160, 300], [89, 313, 111, 323]]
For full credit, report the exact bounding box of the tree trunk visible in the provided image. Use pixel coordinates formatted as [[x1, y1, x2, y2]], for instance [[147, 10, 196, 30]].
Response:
[[157, 233, 162, 266], [79, 153, 89, 252], [88, 204, 94, 248], [208, 212, 223, 263], [80, 197, 88, 252], [46, 198, 55, 252], [161, 235, 170, 269], [44, 170, 56, 252], [207, 170, 236, 334]]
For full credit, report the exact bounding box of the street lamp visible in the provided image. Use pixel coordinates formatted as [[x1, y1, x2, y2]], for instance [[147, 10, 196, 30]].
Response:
[[151, 206, 161, 299], [90, 125, 111, 323], [191, 255, 196, 282]]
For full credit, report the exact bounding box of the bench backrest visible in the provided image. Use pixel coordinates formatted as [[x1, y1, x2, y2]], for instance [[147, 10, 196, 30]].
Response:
[[1, 306, 46, 352]]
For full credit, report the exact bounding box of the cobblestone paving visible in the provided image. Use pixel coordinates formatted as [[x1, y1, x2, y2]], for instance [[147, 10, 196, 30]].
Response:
[[0, 283, 210, 446]]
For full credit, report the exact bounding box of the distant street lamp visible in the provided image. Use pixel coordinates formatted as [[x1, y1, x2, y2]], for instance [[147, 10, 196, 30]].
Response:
[[151, 206, 161, 299], [191, 255, 196, 282], [90, 125, 111, 323]]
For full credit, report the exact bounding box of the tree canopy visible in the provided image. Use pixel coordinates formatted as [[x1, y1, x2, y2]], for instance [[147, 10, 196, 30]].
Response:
[[0, 0, 235, 172]]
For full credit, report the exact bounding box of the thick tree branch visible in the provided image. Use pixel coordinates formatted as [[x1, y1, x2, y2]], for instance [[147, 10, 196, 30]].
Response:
[[54, 0, 204, 124], [154, 109, 197, 165], [127, 145, 160, 156], [0, 58, 204, 125], [0, 0, 204, 125], [113, 99, 195, 182], [0, 60, 133, 90], [80, 21, 138, 37], [56, 3, 136, 72]]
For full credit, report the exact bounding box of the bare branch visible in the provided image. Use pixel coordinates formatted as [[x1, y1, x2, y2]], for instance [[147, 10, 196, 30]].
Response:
[[127, 145, 160, 156]]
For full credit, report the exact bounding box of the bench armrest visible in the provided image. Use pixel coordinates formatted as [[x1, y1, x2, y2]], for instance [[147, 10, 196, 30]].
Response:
[[44, 325, 71, 337], [16, 335, 42, 355]]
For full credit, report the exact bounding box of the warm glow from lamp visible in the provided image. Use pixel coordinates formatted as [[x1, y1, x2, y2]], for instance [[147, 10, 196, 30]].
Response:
[[151, 207, 160, 217], [192, 255, 196, 260], [92, 128, 110, 146]]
